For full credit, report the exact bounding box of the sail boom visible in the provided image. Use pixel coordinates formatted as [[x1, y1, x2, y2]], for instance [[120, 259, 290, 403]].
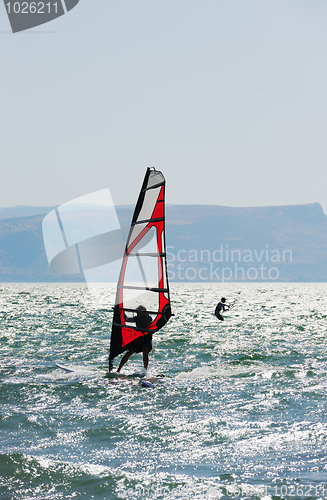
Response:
[[118, 285, 169, 293]]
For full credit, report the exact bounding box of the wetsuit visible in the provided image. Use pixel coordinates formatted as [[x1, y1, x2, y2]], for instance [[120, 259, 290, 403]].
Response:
[[126, 313, 153, 353], [215, 302, 228, 321]]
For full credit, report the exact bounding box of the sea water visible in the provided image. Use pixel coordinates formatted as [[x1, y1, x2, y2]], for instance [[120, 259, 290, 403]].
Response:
[[0, 282, 327, 500]]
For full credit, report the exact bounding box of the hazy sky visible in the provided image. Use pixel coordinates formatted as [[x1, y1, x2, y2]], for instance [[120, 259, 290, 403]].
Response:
[[1, 0, 327, 212]]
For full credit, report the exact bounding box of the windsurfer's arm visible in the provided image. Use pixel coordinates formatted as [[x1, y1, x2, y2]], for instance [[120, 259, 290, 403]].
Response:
[[124, 311, 136, 323], [125, 316, 136, 323]]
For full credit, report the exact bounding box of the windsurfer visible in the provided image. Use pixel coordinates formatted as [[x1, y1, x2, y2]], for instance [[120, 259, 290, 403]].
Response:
[[116, 305, 153, 373], [215, 297, 229, 321], [108, 168, 172, 375]]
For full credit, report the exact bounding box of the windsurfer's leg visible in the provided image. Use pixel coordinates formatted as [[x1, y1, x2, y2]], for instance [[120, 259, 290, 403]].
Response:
[[216, 312, 224, 321], [142, 347, 150, 370], [117, 350, 134, 372]]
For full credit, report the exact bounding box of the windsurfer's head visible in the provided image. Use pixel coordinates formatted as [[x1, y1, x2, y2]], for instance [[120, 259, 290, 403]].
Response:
[[136, 305, 146, 315], [221, 297, 226, 303]]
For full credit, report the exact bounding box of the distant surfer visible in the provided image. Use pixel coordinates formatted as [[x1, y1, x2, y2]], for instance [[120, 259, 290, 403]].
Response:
[[215, 297, 230, 321], [116, 305, 153, 374]]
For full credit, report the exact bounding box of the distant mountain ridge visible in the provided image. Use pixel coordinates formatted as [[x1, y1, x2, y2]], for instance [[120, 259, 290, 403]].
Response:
[[0, 203, 326, 282], [0, 206, 53, 220]]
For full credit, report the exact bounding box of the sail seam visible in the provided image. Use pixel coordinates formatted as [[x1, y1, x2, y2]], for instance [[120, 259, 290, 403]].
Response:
[[132, 217, 163, 225], [142, 182, 164, 192], [129, 252, 165, 257]]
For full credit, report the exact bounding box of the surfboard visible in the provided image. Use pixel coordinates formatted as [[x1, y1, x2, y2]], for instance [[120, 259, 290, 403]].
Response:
[[105, 371, 163, 380], [56, 363, 160, 387], [105, 371, 145, 379], [104, 370, 164, 387], [55, 362, 75, 373]]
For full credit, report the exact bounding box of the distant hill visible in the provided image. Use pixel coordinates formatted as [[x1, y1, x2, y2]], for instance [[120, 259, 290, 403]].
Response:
[[0, 206, 53, 220], [165, 203, 327, 282], [0, 203, 327, 282]]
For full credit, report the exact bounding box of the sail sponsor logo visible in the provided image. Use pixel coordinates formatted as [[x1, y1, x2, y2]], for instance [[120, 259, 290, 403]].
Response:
[[167, 245, 293, 282], [3, 0, 79, 33]]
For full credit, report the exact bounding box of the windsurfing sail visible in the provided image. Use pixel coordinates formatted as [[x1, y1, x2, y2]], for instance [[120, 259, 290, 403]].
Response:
[[109, 167, 172, 370]]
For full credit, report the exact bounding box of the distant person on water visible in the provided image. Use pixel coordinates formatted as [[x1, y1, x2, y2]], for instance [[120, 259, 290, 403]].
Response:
[[117, 305, 153, 374], [215, 297, 230, 321]]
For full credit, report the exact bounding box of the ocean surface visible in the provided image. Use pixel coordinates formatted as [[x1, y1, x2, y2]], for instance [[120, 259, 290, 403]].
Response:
[[1, 282, 327, 500]]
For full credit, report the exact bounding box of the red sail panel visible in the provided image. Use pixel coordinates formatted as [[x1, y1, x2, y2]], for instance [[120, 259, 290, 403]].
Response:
[[109, 168, 172, 369]]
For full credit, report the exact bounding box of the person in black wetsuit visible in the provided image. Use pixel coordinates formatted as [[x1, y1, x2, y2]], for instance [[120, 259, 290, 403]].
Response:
[[215, 297, 230, 321], [117, 305, 153, 373]]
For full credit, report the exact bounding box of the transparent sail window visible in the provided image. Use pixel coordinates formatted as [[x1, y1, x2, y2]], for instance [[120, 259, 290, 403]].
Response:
[[136, 186, 161, 223], [122, 288, 159, 314], [147, 171, 165, 189]]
